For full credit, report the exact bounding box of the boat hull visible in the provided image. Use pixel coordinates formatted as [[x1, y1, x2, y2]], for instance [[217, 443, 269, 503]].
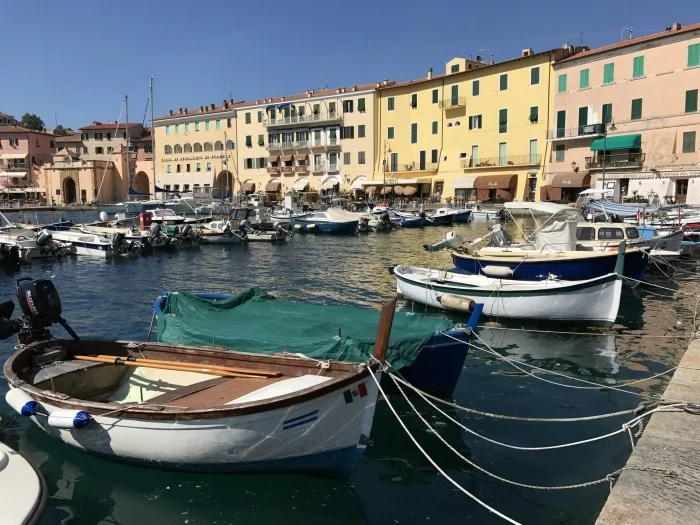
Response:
[[290, 218, 358, 234], [452, 210, 472, 223], [425, 214, 454, 226]]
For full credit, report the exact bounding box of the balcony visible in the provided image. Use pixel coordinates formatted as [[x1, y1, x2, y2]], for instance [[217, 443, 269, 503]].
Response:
[[295, 165, 308, 172], [265, 112, 342, 128], [311, 164, 326, 173], [327, 164, 339, 173], [281, 166, 294, 174], [461, 154, 542, 170], [267, 166, 281, 174], [585, 152, 645, 171], [439, 97, 466, 110], [267, 142, 294, 151], [267, 139, 337, 150], [549, 123, 605, 141], [2, 164, 29, 172], [386, 162, 438, 173]]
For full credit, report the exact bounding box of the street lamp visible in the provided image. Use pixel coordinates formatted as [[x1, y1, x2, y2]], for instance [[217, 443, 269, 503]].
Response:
[[383, 142, 391, 198], [601, 119, 617, 192]]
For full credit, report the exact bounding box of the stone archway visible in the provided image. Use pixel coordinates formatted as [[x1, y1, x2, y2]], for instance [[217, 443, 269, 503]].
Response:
[[63, 177, 77, 204], [215, 170, 233, 197], [132, 171, 150, 194]]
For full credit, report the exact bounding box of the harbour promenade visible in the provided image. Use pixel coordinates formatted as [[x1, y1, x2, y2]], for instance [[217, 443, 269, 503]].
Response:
[[595, 338, 700, 525]]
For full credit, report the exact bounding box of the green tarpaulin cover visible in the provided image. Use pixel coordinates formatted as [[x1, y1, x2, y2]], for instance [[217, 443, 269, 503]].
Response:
[[156, 288, 454, 369]]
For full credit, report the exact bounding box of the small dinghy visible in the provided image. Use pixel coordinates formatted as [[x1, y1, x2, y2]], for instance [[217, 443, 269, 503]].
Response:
[[2, 279, 396, 475], [0, 440, 46, 525]]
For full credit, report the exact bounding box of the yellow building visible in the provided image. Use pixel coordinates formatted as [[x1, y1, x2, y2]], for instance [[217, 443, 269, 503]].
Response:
[[375, 48, 572, 203], [234, 83, 381, 200], [153, 101, 240, 197]]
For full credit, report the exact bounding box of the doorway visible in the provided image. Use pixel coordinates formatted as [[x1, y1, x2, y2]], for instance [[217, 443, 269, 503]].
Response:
[[676, 179, 689, 205], [63, 178, 77, 204]]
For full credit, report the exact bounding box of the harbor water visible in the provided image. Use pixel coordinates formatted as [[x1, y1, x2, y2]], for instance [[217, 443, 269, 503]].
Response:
[[0, 211, 695, 525]]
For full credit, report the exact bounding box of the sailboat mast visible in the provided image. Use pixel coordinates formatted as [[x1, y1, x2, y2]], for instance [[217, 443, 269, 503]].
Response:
[[223, 131, 228, 198], [125, 94, 131, 193], [150, 76, 155, 194]]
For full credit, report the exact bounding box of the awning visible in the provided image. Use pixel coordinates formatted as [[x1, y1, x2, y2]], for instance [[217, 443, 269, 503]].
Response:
[[268, 155, 280, 162], [450, 177, 476, 189], [393, 186, 404, 195], [0, 153, 28, 160], [240, 182, 256, 193], [0, 172, 27, 178], [265, 180, 281, 192], [362, 181, 386, 186], [590, 134, 641, 151], [381, 186, 394, 195], [280, 155, 293, 162], [417, 178, 433, 184], [1, 188, 28, 193], [403, 186, 417, 196], [322, 177, 340, 190], [474, 175, 517, 189], [292, 178, 309, 191], [351, 176, 367, 190], [296, 153, 309, 160], [550, 173, 591, 187], [541, 186, 562, 202]]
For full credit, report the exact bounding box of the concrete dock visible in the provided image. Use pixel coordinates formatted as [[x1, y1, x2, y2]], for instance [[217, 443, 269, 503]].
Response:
[[595, 339, 700, 525]]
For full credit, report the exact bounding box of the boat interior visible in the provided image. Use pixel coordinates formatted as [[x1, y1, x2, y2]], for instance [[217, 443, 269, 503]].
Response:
[[9, 340, 363, 412]]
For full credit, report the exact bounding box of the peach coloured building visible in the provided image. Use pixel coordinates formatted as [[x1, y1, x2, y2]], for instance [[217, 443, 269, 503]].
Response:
[[546, 22, 700, 205], [0, 124, 56, 200]]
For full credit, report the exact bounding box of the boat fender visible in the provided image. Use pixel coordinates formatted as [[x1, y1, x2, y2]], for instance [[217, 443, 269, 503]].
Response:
[[47, 409, 91, 429], [293, 224, 302, 230], [5, 388, 37, 416], [99, 211, 108, 222], [439, 294, 476, 312], [482, 265, 514, 278]]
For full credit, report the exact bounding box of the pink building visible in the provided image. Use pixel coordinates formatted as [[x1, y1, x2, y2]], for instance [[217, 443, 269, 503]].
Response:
[[0, 125, 56, 200], [545, 22, 700, 205]]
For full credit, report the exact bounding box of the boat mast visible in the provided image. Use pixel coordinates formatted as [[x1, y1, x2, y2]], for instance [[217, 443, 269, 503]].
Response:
[[223, 131, 229, 200], [125, 94, 131, 198], [150, 76, 156, 198]]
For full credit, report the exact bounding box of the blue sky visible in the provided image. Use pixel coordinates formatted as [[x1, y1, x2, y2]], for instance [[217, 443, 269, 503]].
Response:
[[1, 0, 697, 130]]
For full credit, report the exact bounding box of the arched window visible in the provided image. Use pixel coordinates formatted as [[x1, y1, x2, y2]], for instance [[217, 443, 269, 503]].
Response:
[[204, 142, 213, 152], [214, 141, 224, 151], [184, 143, 193, 153], [194, 142, 202, 152], [164, 145, 172, 155], [226, 139, 234, 150], [174, 144, 183, 154]]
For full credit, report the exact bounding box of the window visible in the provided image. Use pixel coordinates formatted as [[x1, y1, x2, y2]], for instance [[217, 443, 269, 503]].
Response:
[[531, 67, 540, 85], [388, 97, 395, 111], [686, 89, 698, 113], [469, 115, 482, 130], [167, 165, 172, 173], [194, 122, 200, 132], [174, 185, 180, 191], [244, 158, 253, 169], [204, 142, 213, 152], [257, 111, 263, 122], [270, 108, 277, 119], [388, 127, 394, 139], [311, 105, 318, 116], [95, 147, 104, 154], [176, 164, 181, 173], [499, 74, 508, 91], [245, 135, 252, 147], [689, 44, 700, 67], [174, 144, 183, 153], [206, 162, 212, 171], [166, 126, 170, 135], [411, 123, 418, 144], [183, 184, 190, 192], [205, 121, 210, 131], [184, 143, 192, 153], [557, 74, 567, 94], [631, 98, 643, 120], [603, 63, 615, 84], [184, 124, 189, 134], [576, 227, 595, 241], [529, 106, 539, 123], [227, 139, 234, 150], [175, 125, 180, 134], [341, 126, 354, 139], [358, 98, 366, 112], [620, 178, 630, 196], [451, 64, 459, 73], [431, 149, 438, 164], [682, 131, 696, 153], [106, 133, 111, 140], [632, 55, 645, 78], [410, 93, 418, 108], [498, 109, 507, 133], [432, 89, 438, 104], [186, 164, 191, 172], [196, 162, 201, 172], [343, 152, 351, 164], [343, 100, 353, 113], [554, 144, 565, 162], [358, 151, 366, 164], [389, 152, 398, 171], [598, 228, 625, 240], [472, 80, 480, 96], [602, 103, 613, 124], [245, 113, 251, 124], [215, 120, 221, 130], [577, 106, 588, 133], [471, 145, 479, 166], [254, 134, 262, 146], [225, 118, 231, 129], [529, 139, 538, 163], [498, 142, 507, 165], [358, 125, 366, 138], [432, 121, 438, 134], [579, 68, 590, 89]]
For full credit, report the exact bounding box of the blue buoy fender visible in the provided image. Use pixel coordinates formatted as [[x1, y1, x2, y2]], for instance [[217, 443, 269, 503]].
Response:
[[5, 388, 38, 417]]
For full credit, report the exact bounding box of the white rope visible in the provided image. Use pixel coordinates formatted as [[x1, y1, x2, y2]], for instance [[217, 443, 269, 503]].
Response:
[[367, 370, 524, 525], [480, 326, 690, 339], [621, 275, 699, 297]]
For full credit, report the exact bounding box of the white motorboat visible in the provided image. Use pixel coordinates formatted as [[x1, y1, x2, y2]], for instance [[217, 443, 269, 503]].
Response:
[[48, 229, 140, 258], [576, 222, 682, 259], [0, 228, 71, 260], [0, 440, 47, 525], [147, 208, 186, 225], [163, 196, 197, 215], [290, 208, 359, 235]]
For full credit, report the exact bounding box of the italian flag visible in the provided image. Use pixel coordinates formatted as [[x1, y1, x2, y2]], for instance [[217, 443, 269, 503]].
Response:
[[343, 382, 368, 404]]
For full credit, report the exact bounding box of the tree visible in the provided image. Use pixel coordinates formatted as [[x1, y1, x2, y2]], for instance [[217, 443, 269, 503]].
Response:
[[20, 113, 45, 132]]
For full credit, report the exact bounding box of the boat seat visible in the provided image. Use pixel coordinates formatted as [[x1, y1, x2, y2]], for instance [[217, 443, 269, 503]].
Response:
[[227, 375, 332, 405]]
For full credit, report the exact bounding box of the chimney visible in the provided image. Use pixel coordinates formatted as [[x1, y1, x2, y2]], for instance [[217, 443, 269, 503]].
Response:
[[169, 110, 173, 116], [210, 103, 215, 110], [281, 96, 285, 101], [184, 108, 188, 114], [199, 106, 204, 113], [672, 22, 682, 31], [178, 108, 183, 114], [224, 101, 229, 109], [427, 68, 433, 79], [476, 55, 482, 63], [521, 48, 534, 57], [490, 55, 494, 65]]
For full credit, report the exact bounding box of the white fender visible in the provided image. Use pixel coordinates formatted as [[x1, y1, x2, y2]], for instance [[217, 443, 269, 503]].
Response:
[[5, 389, 37, 417], [47, 409, 91, 429]]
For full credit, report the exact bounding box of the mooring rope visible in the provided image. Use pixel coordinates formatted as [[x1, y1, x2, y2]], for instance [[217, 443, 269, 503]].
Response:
[[479, 326, 689, 339]]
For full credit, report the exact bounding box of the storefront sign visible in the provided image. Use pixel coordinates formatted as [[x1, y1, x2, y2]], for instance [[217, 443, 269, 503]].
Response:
[[659, 170, 700, 178]]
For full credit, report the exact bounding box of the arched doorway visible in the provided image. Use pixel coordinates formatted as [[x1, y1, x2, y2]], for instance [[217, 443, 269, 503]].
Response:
[[132, 171, 150, 194], [63, 177, 77, 204], [215, 170, 233, 197]]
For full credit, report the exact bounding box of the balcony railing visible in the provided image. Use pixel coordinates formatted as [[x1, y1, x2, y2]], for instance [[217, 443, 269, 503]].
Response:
[[1, 164, 29, 172], [295, 165, 308, 172], [265, 112, 342, 127], [327, 164, 339, 173], [549, 123, 605, 140], [311, 164, 326, 172], [386, 162, 438, 173], [461, 154, 542, 169], [585, 152, 645, 170], [439, 97, 466, 110], [268, 139, 337, 149], [281, 166, 294, 173], [267, 166, 280, 174]]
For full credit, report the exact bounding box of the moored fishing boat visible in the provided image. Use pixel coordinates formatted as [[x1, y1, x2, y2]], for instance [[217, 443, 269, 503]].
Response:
[[0, 439, 47, 525], [431, 207, 472, 223], [290, 208, 359, 234], [47, 229, 140, 258]]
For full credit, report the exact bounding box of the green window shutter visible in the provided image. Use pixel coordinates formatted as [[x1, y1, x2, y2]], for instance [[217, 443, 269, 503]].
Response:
[[578, 107, 588, 129], [631, 99, 643, 120], [411, 123, 418, 144], [688, 44, 700, 67], [431, 149, 438, 163], [432, 121, 438, 134], [682, 131, 696, 153], [498, 109, 507, 133], [258, 111, 263, 122], [245, 113, 251, 124], [388, 97, 395, 111], [500, 74, 508, 91], [472, 80, 480, 96], [245, 135, 251, 147], [451, 64, 459, 73], [685, 89, 699, 113], [358, 98, 365, 111], [556, 110, 566, 137], [388, 127, 394, 139], [258, 134, 265, 146], [633, 56, 645, 78], [530, 67, 540, 85], [557, 74, 567, 94], [411, 93, 418, 108], [603, 63, 614, 84], [602, 103, 613, 124], [432, 89, 438, 104], [529, 106, 538, 123], [579, 69, 590, 89], [450, 85, 459, 104]]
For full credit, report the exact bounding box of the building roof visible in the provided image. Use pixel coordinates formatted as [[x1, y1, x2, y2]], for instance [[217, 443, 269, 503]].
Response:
[[55, 133, 82, 143], [133, 131, 152, 142], [79, 122, 143, 131], [558, 22, 700, 63], [0, 125, 55, 136], [0, 111, 15, 117]]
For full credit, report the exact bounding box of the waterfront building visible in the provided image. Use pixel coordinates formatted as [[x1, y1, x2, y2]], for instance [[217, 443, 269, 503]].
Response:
[[54, 132, 84, 156], [547, 22, 700, 205], [0, 112, 18, 126], [41, 149, 116, 204], [153, 101, 239, 198], [374, 49, 572, 203], [234, 84, 379, 201], [0, 125, 56, 201]]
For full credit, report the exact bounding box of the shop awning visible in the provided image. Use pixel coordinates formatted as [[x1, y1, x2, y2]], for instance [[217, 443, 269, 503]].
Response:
[[450, 177, 476, 189], [550, 173, 591, 187], [265, 180, 281, 192], [292, 178, 309, 191], [351, 176, 367, 190], [296, 153, 309, 160], [280, 155, 293, 162], [240, 182, 255, 193], [590, 134, 641, 151], [365, 186, 378, 194], [268, 155, 280, 162], [0, 172, 27, 178], [474, 175, 517, 189], [0, 153, 28, 160], [403, 186, 417, 196], [322, 177, 340, 190]]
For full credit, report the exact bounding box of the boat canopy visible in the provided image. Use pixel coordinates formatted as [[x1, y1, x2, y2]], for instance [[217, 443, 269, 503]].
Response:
[[535, 220, 577, 251], [578, 189, 613, 195], [590, 134, 641, 151], [503, 201, 576, 216], [586, 199, 658, 217], [156, 288, 454, 369]]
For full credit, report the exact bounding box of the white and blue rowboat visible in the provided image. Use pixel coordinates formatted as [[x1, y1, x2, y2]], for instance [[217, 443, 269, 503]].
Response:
[[431, 207, 472, 223], [0, 439, 47, 525], [290, 208, 359, 235]]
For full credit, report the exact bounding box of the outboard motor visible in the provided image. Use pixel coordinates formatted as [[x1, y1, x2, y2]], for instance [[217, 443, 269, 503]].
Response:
[[423, 231, 465, 252], [489, 224, 512, 247], [35, 229, 53, 247], [180, 224, 192, 237], [381, 211, 391, 225], [111, 232, 127, 254], [239, 219, 253, 235], [273, 220, 291, 236], [149, 222, 162, 239]]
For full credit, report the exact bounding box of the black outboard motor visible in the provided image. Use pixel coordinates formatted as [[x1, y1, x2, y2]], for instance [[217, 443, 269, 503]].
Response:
[[35, 229, 53, 247], [111, 232, 127, 254], [489, 227, 512, 247], [180, 224, 192, 237], [149, 222, 162, 240], [381, 211, 391, 225], [239, 219, 253, 235]]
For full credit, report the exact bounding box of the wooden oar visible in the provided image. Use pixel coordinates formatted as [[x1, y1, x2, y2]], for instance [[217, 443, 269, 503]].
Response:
[[74, 355, 263, 379], [92, 355, 281, 378]]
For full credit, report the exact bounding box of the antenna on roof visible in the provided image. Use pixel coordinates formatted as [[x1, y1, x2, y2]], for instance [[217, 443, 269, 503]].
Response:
[[324, 79, 329, 90], [580, 32, 584, 44], [621, 27, 633, 40]]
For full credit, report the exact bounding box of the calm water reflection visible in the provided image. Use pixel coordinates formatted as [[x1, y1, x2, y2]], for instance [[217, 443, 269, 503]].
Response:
[[0, 211, 696, 524]]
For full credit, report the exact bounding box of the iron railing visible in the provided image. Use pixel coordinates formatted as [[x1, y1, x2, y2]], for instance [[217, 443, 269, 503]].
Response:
[[387, 162, 438, 173], [549, 123, 605, 139], [439, 97, 466, 109], [265, 112, 342, 127], [585, 152, 645, 170], [461, 154, 542, 169]]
